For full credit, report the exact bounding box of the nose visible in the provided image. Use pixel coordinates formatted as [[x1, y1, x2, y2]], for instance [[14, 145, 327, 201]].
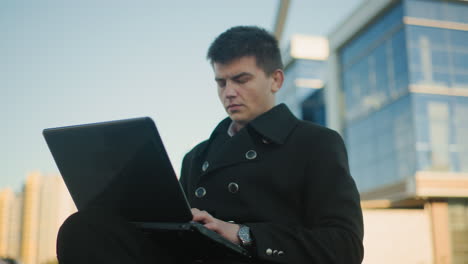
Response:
[[225, 81, 238, 99]]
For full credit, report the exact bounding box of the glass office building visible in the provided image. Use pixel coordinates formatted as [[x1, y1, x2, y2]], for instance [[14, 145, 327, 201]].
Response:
[[338, 0, 468, 192], [326, 0, 468, 262], [301, 88, 326, 126]]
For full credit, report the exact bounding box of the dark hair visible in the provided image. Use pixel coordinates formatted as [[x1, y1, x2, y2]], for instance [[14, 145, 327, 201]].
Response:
[[207, 26, 283, 75]]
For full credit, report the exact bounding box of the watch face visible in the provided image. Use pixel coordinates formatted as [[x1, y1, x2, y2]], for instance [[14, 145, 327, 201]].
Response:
[[239, 226, 252, 244]]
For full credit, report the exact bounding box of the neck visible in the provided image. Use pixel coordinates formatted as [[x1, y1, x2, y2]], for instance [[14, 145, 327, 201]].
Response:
[[231, 121, 245, 134]]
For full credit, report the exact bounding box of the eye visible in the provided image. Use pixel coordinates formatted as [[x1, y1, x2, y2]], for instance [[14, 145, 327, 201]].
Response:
[[216, 79, 226, 87], [235, 76, 250, 84]]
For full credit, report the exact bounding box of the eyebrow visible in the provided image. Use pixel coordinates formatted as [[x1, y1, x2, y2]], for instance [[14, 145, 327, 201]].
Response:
[[215, 72, 253, 81]]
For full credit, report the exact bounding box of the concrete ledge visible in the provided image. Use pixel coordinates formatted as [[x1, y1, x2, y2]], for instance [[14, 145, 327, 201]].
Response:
[[415, 171, 468, 198], [360, 171, 468, 205]]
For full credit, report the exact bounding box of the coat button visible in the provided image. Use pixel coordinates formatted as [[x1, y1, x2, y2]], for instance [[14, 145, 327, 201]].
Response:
[[228, 182, 239, 193], [202, 161, 209, 172], [278, 251, 284, 256], [245, 150, 257, 160], [195, 187, 206, 198], [273, 250, 278, 255], [266, 248, 273, 256]]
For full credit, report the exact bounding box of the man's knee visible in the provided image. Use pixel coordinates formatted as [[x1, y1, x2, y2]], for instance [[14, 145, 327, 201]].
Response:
[[57, 211, 95, 250], [58, 209, 112, 241], [57, 211, 86, 245], [56, 209, 124, 259]]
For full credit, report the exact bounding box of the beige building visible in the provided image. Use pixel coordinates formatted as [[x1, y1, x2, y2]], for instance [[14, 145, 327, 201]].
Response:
[[20, 172, 42, 264], [37, 175, 75, 264], [0, 188, 22, 259], [362, 208, 434, 264], [360, 173, 468, 264], [0, 188, 14, 256], [0, 172, 76, 264]]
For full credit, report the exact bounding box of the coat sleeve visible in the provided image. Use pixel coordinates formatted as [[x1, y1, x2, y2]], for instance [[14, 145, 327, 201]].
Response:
[[246, 130, 364, 264]]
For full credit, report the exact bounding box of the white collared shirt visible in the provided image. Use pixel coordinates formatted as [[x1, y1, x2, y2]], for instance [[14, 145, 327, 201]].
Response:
[[227, 121, 236, 137]]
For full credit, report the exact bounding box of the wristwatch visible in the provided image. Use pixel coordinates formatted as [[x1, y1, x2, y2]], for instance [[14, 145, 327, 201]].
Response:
[[237, 225, 253, 248]]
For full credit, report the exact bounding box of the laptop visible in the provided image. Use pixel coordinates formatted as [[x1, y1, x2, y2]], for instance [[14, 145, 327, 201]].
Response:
[[43, 117, 250, 259]]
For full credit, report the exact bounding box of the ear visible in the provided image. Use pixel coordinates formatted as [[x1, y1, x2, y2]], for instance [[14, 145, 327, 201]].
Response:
[[270, 69, 284, 93]]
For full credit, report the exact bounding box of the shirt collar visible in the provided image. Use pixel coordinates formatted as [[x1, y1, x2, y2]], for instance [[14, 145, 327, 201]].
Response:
[[227, 121, 236, 137]]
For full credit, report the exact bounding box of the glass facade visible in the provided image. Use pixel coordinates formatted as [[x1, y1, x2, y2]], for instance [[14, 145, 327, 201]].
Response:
[[287, 59, 326, 82], [346, 94, 416, 191], [341, 3, 408, 124], [279, 58, 326, 121], [404, 0, 468, 24], [414, 94, 468, 172], [407, 25, 468, 88], [301, 88, 326, 126], [339, 0, 468, 192]]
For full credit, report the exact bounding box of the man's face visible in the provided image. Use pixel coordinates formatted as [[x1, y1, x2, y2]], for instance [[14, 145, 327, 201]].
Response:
[[213, 56, 283, 127]]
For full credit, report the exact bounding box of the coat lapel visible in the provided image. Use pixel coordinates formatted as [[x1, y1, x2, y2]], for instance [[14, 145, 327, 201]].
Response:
[[196, 104, 298, 180], [202, 127, 260, 176]]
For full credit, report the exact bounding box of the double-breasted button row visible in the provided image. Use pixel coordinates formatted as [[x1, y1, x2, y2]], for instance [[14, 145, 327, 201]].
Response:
[[195, 187, 206, 198], [194, 183, 241, 198], [245, 150, 257, 160], [228, 182, 239, 193], [266, 248, 284, 257], [201, 150, 257, 174], [202, 161, 209, 172]]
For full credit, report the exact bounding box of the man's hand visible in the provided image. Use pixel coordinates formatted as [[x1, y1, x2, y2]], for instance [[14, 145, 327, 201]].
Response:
[[191, 208, 241, 245]]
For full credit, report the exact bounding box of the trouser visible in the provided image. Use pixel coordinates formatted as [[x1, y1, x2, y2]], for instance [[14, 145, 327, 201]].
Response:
[[57, 208, 249, 264]]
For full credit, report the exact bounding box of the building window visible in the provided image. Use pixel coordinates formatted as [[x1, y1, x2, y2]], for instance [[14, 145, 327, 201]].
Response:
[[448, 198, 468, 263], [428, 101, 450, 170], [454, 104, 468, 172]]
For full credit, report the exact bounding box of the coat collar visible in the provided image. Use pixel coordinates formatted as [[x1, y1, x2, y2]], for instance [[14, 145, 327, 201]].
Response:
[[247, 103, 298, 145], [208, 103, 298, 144], [196, 103, 298, 159], [191, 104, 298, 180]]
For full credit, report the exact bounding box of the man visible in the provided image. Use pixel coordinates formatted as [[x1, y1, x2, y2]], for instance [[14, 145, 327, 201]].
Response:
[[57, 26, 364, 263], [179, 26, 364, 263]]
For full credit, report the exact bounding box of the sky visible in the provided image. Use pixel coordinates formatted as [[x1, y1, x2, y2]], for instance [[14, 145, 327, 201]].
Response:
[[1, 0, 362, 192]]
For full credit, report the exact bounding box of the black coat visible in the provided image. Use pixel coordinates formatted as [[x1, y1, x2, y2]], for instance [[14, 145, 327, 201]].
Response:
[[180, 104, 364, 264]]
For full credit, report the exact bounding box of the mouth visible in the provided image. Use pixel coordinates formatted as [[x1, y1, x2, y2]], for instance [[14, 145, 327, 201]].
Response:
[[227, 104, 243, 111]]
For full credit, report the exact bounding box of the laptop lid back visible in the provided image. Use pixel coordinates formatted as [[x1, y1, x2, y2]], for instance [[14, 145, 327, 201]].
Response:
[[43, 117, 192, 222]]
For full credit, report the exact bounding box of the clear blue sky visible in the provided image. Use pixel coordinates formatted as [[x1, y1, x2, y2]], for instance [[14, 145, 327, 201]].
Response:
[[1, 0, 362, 192]]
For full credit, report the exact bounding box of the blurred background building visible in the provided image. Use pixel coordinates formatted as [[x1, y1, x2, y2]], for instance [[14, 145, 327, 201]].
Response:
[[277, 34, 328, 126], [0, 173, 75, 264], [277, 0, 468, 263], [0, 189, 22, 260]]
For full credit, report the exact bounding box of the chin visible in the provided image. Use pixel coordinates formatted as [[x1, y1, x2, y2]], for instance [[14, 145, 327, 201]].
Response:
[[229, 114, 245, 122]]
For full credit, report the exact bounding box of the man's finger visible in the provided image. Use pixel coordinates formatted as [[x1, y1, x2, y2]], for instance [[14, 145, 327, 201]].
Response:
[[192, 210, 213, 223], [204, 221, 219, 232], [192, 213, 207, 222]]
